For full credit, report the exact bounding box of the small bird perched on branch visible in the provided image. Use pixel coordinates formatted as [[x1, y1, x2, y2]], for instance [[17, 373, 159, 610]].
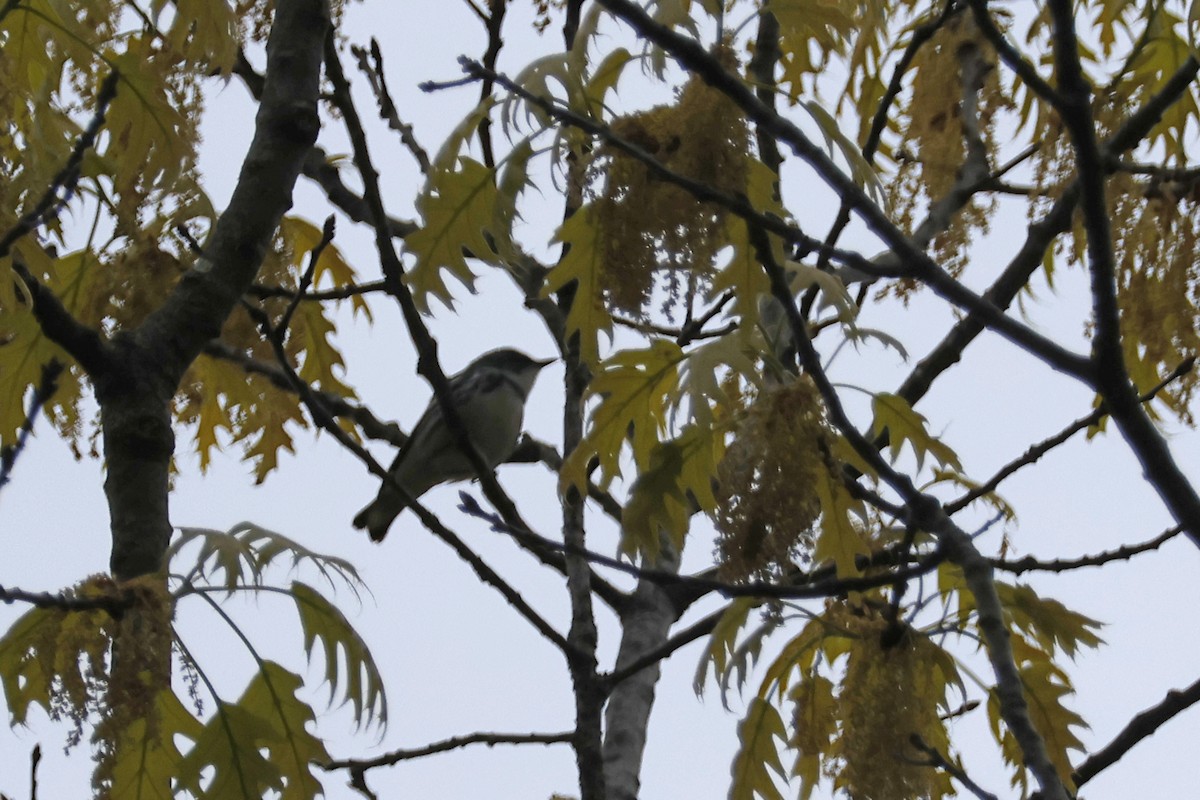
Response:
[[353, 348, 554, 542]]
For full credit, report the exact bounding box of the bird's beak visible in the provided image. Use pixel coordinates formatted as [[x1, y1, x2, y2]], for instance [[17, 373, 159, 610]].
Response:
[[534, 357, 555, 369]]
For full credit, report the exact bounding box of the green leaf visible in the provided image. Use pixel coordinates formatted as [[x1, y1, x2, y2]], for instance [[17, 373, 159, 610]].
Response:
[[622, 423, 723, 559], [169, 522, 362, 595], [711, 160, 781, 334], [291, 581, 387, 730], [996, 581, 1105, 658], [694, 598, 759, 697], [729, 698, 789, 800], [106, 689, 205, 800], [560, 340, 684, 490], [404, 156, 501, 312], [176, 662, 329, 800], [543, 204, 613, 366], [812, 466, 868, 577], [870, 392, 962, 471], [987, 638, 1086, 794], [677, 336, 764, 429], [0, 605, 60, 725], [789, 674, 838, 800], [491, 138, 537, 264]]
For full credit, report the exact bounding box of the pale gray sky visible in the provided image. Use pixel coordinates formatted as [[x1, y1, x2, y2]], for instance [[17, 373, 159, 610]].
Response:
[[2, 2, 1199, 799]]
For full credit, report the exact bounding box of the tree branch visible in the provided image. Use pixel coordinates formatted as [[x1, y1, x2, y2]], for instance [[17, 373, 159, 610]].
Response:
[[1074, 672, 1200, 788], [593, 0, 1094, 382], [0, 360, 63, 495], [321, 729, 572, 772], [991, 526, 1183, 575], [745, 220, 1072, 800], [946, 357, 1195, 514], [352, 40, 432, 174], [247, 302, 575, 657]]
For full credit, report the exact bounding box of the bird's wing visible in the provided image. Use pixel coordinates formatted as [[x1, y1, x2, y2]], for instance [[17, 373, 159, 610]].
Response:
[[387, 368, 485, 472]]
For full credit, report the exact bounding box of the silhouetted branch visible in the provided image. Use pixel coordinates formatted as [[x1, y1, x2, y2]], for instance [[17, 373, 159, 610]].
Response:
[[249, 279, 387, 302], [1074, 672, 1200, 788], [741, 215, 1071, 800], [0, 360, 63, 495], [0, 71, 119, 259], [992, 526, 1183, 574], [601, 605, 725, 690], [909, 734, 999, 800], [202, 341, 404, 447], [459, 493, 944, 600], [948, 358, 1195, 514], [322, 730, 573, 772], [2, 72, 118, 375], [352, 40, 431, 174]]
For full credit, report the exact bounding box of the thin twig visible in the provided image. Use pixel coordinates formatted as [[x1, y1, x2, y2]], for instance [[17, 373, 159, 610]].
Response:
[[458, 493, 944, 600], [992, 525, 1184, 575], [276, 215, 335, 337], [29, 744, 41, 800], [249, 279, 387, 302], [322, 730, 573, 772], [0, 71, 120, 259], [947, 357, 1195, 514], [352, 40, 432, 174], [909, 735, 999, 800], [0, 360, 63, 495], [245, 301, 575, 656], [818, 0, 960, 270], [600, 605, 726, 690], [0, 582, 133, 615], [1074, 672, 1200, 788]]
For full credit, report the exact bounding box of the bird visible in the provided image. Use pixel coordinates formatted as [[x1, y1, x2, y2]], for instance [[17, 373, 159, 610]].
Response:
[[352, 348, 554, 542]]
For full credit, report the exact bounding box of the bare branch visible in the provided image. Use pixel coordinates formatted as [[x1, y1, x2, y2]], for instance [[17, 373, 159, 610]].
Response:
[[909, 735, 999, 800], [742, 218, 1072, 800], [2, 71, 119, 375], [992, 526, 1183, 575], [967, 0, 1062, 108], [947, 357, 1195, 514], [1074, 673, 1200, 788], [249, 279, 387, 302], [601, 606, 725, 691], [458, 493, 944, 601], [0, 360, 63, 495], [352, 40, 432, 174], [322, 730, 572, 773], [324, 32, 545, 556]]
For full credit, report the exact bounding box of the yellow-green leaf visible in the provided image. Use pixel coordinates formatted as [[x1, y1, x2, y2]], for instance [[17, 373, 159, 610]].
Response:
[[404, 156, 501, 312], [622, 423, 723, 559], [730, 697, 788, 800], [107, 689, 205, 800], [870, 392, 962, 471], [561, 340, 683, 491], [291, 581, 387, 730], [812, 467, 868, 577], [544, 204, 613, 366]]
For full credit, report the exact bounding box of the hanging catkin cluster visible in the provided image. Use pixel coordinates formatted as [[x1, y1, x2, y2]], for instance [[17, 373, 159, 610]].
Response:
[[714, 378, 833, 581], [828, 605, 951, 800], [593, 46, 750, 319]]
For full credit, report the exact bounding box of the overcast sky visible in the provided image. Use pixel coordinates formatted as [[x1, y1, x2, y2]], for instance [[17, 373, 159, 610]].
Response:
[[2, 2, 1199, 799]]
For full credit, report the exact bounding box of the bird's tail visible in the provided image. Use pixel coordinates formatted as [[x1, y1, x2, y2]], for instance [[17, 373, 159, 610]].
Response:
[[352, 497, 405, 543]]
